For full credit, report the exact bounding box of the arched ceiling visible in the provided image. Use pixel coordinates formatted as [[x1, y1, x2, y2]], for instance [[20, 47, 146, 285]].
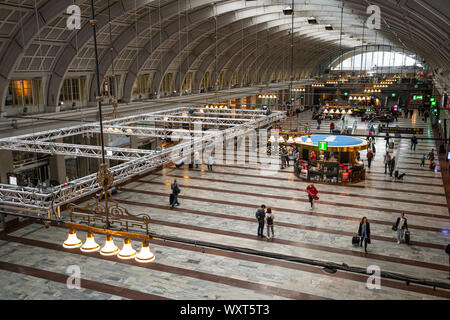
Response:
[[0, 0, 448, 107]]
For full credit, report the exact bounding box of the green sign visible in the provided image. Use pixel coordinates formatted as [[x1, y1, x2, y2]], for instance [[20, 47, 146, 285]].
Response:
[[430, 98, 435, 102], [431, 101, 436, 106], [344, 92, 348, 96], [318, 141, 328, 151], [392, 93, 396, 97]]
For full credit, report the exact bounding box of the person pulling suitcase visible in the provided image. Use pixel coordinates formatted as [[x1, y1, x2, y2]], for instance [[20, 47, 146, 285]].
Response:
[[392, 212, 408, 244]]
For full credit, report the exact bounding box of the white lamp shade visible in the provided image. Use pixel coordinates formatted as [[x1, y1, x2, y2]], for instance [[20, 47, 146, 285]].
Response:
[[80, 232, 100, 252], [63, 229, 82, 249], [100, 235, 120, 256], [294, 137, 302, 143], [279, 136, 285, 143], [135, 241, 155, 263], [305, 136, 313, 144], [269, 135, 276, 142], [118, 238, 137, 259], [287, 136, 294, 143]]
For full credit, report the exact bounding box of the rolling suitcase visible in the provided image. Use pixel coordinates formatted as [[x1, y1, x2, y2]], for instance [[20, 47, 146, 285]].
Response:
[[169, 193, 174, 205], [404, 231, 410, 245], [352, 236, 360, 246]]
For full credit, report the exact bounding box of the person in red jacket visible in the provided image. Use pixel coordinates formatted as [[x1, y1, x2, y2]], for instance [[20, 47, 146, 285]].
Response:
[[306, 183, 319, 209], [330, 121, 335, 133]]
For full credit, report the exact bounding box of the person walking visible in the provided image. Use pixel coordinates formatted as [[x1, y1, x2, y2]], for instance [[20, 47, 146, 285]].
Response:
[[366, 149, 374, 169], [170, 179, 181, 208], [393, 212, 408, 244], [306, 183, 319, 209], [428, 149, 435, 168], [358, 217, 371, 253], [255, 205, 266, 238], [317, 116, 322, 130], [411, 135, 418, 151], [385, 133, 390, 148], [384, 151, 391, 174], [265, 208, 275, 240], [420, 154, 426, 167], [330, 121, 335, 133], [194, 151, 201, 169], [280, 150, 286, 169], [389, 156, 396, 177], [208, 155, 214, 171]]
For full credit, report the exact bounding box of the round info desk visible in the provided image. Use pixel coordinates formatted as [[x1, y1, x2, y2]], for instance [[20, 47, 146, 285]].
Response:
[[294, 134, 369, 184]]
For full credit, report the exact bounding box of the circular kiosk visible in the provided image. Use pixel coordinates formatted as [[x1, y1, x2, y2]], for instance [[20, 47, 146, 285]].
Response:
[[294, 134, 369, 183]]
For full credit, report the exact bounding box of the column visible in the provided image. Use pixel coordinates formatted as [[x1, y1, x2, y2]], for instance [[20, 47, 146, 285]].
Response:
[[49, 139, 67, 185], [130, 136, 138, 149], [0, 150, 13, 184]]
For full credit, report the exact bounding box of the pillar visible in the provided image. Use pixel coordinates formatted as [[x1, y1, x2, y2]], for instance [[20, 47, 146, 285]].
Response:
[[0, 150, 14, 184], [49, 155, 67, 185], [250, 95, 257, 109], [130, 136, 138, 149]]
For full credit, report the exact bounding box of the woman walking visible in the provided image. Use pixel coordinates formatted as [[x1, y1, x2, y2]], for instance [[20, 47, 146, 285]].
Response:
[[306, 183, 319, 209], [358, 217, 371, 253]]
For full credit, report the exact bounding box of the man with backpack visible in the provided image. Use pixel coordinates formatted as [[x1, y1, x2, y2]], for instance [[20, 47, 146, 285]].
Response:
[[255, 205, 266, 238], [170, 179, 181, 208], [265, 208, 275, 240]]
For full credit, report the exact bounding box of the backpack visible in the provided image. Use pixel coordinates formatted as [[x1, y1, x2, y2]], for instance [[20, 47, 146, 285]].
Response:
[[267, 215, 273, 225]]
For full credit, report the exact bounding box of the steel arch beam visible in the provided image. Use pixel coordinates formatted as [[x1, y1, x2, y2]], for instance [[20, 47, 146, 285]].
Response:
[[119, 6, 378, 101]]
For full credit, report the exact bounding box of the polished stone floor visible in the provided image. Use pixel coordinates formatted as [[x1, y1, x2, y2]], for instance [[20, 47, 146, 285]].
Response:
[[0, 110, 449, 300]]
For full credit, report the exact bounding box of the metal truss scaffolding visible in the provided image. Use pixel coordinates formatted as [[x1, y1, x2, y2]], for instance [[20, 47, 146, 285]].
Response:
[[0, 106, 285, 217]]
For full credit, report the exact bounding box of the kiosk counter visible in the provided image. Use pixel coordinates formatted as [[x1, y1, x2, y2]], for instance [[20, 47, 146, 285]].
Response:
[[293, 134, 369, 184]]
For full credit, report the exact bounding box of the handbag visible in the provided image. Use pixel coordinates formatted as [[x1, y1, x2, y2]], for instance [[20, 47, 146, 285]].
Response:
[[392, 225, 398, 231]]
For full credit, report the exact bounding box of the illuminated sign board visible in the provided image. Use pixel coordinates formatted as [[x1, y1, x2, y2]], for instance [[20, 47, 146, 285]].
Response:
[[318, 141, 328, 151]]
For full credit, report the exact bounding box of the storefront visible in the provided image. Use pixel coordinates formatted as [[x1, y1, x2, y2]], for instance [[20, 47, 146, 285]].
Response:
[[292, 135, 369, 184]]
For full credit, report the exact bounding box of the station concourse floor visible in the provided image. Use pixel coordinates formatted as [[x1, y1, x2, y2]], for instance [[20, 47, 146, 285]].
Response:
[[0, 110, 449, 300]]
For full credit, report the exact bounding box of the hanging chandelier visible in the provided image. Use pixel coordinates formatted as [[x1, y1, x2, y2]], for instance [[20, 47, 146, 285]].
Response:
[[63, 164, 155, 263], [258, 93, 277, 99]]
